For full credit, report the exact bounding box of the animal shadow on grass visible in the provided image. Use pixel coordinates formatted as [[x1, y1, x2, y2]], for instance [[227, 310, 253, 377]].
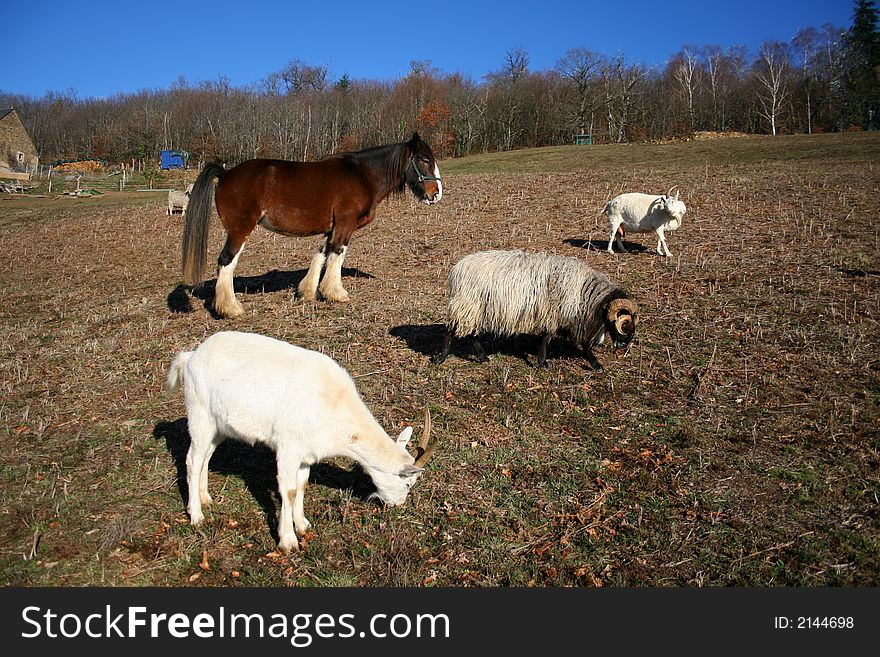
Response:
[[389, 324, 446, 359], [390, 323, 582, 366], [564, 237, 649, 254], [839, 268, 880, 278], [167, 267, 374, 316], [152, 419, 379, 544]]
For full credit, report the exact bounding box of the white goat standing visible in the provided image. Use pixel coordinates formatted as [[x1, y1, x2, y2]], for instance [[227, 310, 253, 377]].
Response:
[[166, 331, 434, 554], [167, 183, 193, 215], [603, 187, 686, 257]]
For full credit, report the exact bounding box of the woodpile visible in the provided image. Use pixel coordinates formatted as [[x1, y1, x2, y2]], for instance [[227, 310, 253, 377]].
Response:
[[52, 159, 108, 173], [693, 130, 750, 140]]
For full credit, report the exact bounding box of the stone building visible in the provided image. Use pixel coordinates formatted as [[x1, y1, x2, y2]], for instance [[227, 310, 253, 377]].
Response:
[[0, 108, 39, 179]]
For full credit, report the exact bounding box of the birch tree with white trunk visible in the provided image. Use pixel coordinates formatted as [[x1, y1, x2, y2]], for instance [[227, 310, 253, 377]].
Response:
[[755, 41, 791, 135]]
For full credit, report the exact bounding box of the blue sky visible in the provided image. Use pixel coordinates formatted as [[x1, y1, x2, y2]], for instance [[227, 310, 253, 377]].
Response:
[[5, 0, 856, 99]]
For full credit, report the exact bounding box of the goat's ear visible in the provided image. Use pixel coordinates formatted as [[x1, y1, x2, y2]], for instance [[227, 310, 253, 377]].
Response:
[[398, 463, 424, 478], [396, 426, 413, 447]]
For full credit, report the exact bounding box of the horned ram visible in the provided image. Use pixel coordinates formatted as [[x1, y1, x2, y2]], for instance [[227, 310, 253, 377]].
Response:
[[433, 250, 638, 371], [166, 330, 434, 554], [603, 187, 686, 257]]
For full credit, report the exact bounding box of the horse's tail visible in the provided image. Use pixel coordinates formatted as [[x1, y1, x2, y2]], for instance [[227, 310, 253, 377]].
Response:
[[182, 162, 225, 285]]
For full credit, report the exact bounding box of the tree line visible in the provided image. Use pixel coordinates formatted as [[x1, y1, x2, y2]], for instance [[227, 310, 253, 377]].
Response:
[[2, 1, 877, 167]]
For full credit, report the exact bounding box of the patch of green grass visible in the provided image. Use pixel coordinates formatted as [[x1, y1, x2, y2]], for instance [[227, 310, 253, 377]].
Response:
[[769, 465, 824, 504], [441, 132, 880, 175]]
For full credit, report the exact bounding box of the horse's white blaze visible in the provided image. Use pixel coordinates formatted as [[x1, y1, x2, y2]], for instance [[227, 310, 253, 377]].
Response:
[[214, 247, 245, 317], [433, 164, 443, 202]]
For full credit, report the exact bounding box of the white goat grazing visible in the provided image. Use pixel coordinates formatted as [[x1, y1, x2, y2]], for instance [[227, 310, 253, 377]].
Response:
[[166, 331, 434, 554], [603, 187, 686, 257], [167, 184, 193, 215]]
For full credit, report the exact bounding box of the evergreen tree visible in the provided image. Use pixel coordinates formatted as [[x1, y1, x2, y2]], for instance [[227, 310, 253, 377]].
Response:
[[845, 0, 880, 128]]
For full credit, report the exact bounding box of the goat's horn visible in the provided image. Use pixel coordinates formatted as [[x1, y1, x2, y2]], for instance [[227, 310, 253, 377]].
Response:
[[414, 406, 434, 467], [665, 185, 679, 197]]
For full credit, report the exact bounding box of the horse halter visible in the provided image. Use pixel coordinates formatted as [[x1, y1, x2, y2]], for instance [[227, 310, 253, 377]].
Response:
[[408, 157, 441, 183]]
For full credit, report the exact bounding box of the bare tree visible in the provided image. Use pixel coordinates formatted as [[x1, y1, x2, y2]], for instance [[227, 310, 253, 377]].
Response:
[[260, 71, 285, 96], [264, 94, 298, 159], [442, 74, 483, 156], [600, 54, 646, 142], [813, 23, 849, 131], [279, 60, 328, 94], [555, 47, 604, 136], [792, 27, 821, 133], [486, 48, 531, 150], [671, 48, 701, 133], [701, 45, 746, 131], [703, 46, 725, 130], [754, 41, 791, 135], [487, 48, 529, 86]]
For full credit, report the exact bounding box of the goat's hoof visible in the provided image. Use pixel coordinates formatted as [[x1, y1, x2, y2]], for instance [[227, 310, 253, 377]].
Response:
[[279, 539, 300, 555]]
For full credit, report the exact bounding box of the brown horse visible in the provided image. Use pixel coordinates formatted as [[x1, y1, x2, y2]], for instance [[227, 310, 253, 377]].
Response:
[[181, 132, 442, 318]]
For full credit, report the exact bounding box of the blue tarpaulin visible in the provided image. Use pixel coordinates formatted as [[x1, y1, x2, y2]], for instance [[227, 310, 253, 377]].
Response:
[[160, 150, 188, 170]]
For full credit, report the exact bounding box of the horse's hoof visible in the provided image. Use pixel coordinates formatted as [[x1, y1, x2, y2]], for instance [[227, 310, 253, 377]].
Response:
[[220, 305, 245, 319], [320, 288, 350, 303], [213, 304, 244, 319]]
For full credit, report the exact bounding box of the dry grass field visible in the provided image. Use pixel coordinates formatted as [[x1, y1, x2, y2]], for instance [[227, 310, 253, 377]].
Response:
[[1, 132, 877, 587]]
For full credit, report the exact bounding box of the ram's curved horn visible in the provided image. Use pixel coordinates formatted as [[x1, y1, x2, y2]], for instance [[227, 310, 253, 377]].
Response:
[[615, 313, 635, 336], [606, 298, 637, 335], [413, 406, 434, 467], [607, 297, 638, 320]]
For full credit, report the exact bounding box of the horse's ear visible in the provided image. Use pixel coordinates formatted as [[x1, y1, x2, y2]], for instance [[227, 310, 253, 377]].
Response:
[[410, 131, 422, 144]]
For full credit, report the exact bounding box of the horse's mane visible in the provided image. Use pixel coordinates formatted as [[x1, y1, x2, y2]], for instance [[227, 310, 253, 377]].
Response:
[[339, 140, 410, 197]]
